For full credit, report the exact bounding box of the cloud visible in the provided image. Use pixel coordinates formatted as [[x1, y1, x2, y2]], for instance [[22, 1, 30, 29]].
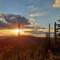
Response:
[[27, 6, 47, 34], [28, 7, 46, 17], [0, 18, 8, 23], [28, 18, 36, 25], [53, 0, 60, 8], [0, 13, 30, 25], [0, 13, 30, 29], [29, 12, 46, 17], [27, 7, 46, 29]]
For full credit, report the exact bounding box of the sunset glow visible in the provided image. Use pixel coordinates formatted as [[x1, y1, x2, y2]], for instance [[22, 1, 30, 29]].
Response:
[[0, 29, 25, 36], [14, 29, 25, 35], [0, 28, 54, 37]]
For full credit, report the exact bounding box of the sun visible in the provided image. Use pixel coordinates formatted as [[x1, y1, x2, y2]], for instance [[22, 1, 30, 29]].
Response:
[[12, 28, 31, 36], [20, 29, 22, 33], [13, 29, 24, 35]]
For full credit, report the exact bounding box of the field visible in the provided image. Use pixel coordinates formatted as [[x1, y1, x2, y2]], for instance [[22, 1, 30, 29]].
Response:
[[0, 35, 60, 60]]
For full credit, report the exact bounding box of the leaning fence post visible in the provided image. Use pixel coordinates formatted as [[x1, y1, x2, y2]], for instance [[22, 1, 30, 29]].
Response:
[[54, 22, 57, 39]]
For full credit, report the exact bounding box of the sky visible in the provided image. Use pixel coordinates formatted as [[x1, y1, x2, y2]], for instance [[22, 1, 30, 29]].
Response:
[[0, 0, 60, 28]]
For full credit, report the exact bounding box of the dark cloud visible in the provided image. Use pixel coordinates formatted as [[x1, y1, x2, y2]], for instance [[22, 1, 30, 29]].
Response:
[[0, 13, 30, 28], [0, 13, 30, 24]]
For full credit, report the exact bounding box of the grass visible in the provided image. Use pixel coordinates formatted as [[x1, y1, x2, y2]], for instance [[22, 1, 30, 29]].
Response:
[[0, 35, 60, 60]]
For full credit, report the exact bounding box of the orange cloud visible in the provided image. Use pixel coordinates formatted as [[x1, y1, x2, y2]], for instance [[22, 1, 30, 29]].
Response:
[[53, 0, 60, 8]]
